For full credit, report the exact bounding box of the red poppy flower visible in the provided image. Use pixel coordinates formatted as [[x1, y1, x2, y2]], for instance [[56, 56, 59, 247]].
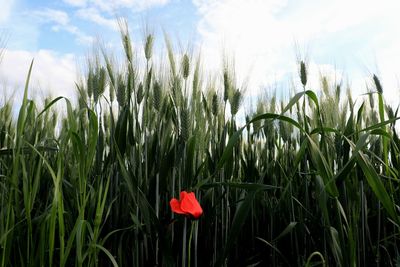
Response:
[[170, 191, 203, 219]]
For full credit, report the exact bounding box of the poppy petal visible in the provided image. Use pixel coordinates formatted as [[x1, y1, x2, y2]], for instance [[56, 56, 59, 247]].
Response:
[[170, 198, 185, 214], [180, 191, 188, 201], [180, 192, 203, 219]]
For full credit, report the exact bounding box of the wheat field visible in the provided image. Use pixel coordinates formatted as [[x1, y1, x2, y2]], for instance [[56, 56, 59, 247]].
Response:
[[1, 23, 400, 266]]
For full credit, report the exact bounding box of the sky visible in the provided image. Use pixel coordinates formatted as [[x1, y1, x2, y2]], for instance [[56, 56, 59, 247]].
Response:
[[1, 0, 400, 108]]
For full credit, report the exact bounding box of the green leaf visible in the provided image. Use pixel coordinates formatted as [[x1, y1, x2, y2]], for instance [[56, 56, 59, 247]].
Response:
[[91, 244, 119, 267], [216, 189, 258, 266], [273, 221, 298, 242], [356, 149, 398, 224], [201, 181, 279, 191]]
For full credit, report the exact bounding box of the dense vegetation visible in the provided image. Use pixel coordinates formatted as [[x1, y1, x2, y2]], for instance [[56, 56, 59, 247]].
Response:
[[1, 23, 400, 266]]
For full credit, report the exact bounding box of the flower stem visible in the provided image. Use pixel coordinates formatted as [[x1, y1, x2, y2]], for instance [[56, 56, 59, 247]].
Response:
[[182, 218, 187, 267], [188, 221, 195, 267]]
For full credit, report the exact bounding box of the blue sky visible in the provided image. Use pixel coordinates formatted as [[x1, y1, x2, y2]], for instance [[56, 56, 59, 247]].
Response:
[[1, 0, 399, 106]]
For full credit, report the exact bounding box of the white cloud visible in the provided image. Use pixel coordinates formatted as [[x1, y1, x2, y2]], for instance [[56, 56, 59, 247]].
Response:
[[76, 8, 118, 31], [63, 0, 169, 12], [90, 0, 170, 12], [194, 0, 292, 94], [62, 0, 170, 39], [32, 8, 70, 26], [64, 25, 95, 45], [193, 0, 400, 106], [0, 49, 78, 101], [63, 0, 87, 7], [0, 0, 15, 24], [31, 8, 94, 45]]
